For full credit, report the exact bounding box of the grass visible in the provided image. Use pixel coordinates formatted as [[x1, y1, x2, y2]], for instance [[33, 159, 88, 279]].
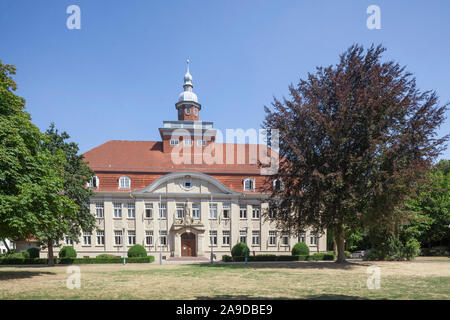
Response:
[[0, 259, 449, 300]]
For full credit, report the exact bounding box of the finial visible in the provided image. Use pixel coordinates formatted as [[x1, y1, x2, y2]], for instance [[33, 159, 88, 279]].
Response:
[[186, 59, 190, 73]]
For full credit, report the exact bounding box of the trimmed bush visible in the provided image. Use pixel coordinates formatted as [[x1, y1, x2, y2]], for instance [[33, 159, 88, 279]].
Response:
[[96, 254, 120, 259], [59, 256, 154, 264], [231, 242, 249, 258], [127, 244, 147, 258], [403, 238, 421, 260], [59, 246, 77, 259], [292, 242, 310, 256], [222, 255, 232, 262], [27, 247, 40, 259]]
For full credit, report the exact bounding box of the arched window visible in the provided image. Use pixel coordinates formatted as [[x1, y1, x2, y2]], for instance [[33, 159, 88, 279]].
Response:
[[119, 176, 131, 189], [243, 178, 255, 191], [87, 176, 99, 189], [273, 178, 285, 191]]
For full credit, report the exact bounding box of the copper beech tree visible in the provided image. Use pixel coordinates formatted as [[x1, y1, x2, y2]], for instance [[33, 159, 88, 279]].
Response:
[[263, 45, 448, 263]]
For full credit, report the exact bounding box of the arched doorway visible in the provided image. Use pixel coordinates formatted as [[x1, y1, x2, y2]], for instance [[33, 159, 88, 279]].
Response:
[[181, 232, 196, 257]]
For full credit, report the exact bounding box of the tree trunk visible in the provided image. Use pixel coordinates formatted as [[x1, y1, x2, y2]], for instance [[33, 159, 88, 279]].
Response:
[[335, 224, 346, 263], [333, 237, 337, 256], [47, 241, 54, 266], [1, 238, 10, 253]]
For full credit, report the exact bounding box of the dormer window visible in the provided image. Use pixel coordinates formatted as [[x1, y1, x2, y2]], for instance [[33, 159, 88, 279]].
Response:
[[273, 178, 285, 191], [87, 176, 99, 189], [170, 139, 179, 146], [243, 178, 255, 191], [119, 176, 131, 189]]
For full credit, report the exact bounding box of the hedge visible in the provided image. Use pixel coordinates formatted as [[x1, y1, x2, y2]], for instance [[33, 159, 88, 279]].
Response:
[[222, 253, 338, 262], [0, 256, 155, 265]]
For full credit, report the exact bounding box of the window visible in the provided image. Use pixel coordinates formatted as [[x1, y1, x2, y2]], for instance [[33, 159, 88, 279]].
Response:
[[113, 203, 122, 218], [127, 203, 136, 218], [243, 178, 255, 191], [170, 139, 179, 146], [65, 236, 73, 245], [128, 230, 136, 245], [299, 232, 306, 243], [197, 139, 206, 146], [222, 203, 230, 219], [183, 139, 193, 146], [209, 231, 217, 246], [273, 178, 285, 191], [252, 206, 260, 219], [145, 203, 153, 218], [159, 231, 167, 246], [145, 231, 153, 246], [192, 203, 200, 219], [87, 176, 99, 188], [209, 203, 217, 219], [310, 232, 318, 245], [185, 107, 191, 115], [222, 230, 230, 245], [176, 204, 185, 218], [269, 231, 277, 245], [281, 232, 289, 246], [182, 179, 193, 189], [194, 108, 198, 115], [95, 203, 104, 218], [239, 206, 247, 219], [119, 176, 131, 189], [252, 231, 260, 245], [114, 230, 123, 245], [83, 232, 91, 246], [96, 230, 105, 245], [240, 230, 247, 244], [159, 203, 167, 218]]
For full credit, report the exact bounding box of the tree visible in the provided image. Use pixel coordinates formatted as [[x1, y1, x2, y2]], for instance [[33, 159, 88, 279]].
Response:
[[263, 45, 449, 262], [0, 59, 76, 265], [41, 123, 96, 265]]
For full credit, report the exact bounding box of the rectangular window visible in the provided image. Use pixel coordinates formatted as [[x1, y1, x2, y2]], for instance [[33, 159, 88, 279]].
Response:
[[252, 206, 260, 219], [183, 139, 193, 146], [239, 206, 247, 219], [83, 232, 91, 246], [197, 139, 206, 146], [145, 203, 153, 218], [145, 231, 153, 246], [281, 232, 289, 246], [176, 204, 184, 218], [65, 236, 73, 245], [192, 203, 200, 219], [114, 230, 123, 246], [159, 203, 167, 218], [252, 231, 260, 245], [240, 230, 247, 244], [170, 139, 179, 146], [95, 203, 104, 218], [128, 230, 136, 245], [209, 231, 217, 246], [222, 230, 230, 245], [269, 231, 277, 245], [244, 179, 255, 191], [127, 203, 136, 218], [113, 203, 122, 218], [310, 232, 318, 245], [96, 230, 105, 245], [209, 203, 217, 219], [222, 203, 230, 219], [299, 232, 306, 243], [159, 231, 167, 245]]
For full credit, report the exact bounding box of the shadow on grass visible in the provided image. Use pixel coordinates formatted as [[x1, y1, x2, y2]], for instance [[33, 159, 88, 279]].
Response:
[[194, 261, 372, 270], [0, 270, 56, 281], [195, 294, 365, 300]]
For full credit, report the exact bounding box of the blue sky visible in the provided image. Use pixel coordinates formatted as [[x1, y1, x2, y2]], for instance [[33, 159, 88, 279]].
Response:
[[1, 0, 449, 159]]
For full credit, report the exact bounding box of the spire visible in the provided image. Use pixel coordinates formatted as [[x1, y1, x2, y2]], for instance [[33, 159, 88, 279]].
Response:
[[178, 58, 198, 103]]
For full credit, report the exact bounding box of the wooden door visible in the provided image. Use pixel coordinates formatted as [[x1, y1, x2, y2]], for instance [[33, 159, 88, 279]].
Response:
[[181, 233, 196, 257]]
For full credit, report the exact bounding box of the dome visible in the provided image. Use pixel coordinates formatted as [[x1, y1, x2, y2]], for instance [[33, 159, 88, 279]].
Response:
[[184, 71, 193, 83], [178, 90, 198, 103]]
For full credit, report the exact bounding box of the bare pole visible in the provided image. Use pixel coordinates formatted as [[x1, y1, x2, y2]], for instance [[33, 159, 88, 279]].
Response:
[[159, 194, 162, 265]]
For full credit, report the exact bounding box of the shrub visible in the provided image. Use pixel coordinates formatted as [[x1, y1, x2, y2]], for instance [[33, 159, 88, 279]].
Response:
[[292, 242, 310, 256], [403, 238, 421, 260], [27, 247, 40, 259], [322, 253, 336, 260], [222, 255, 232, 262], [344, 251, 351, 259], [59, 246, 77, 259], [96, 254, 120, 259], [231, 242, 249, 258], [127, 244, 147, 257]]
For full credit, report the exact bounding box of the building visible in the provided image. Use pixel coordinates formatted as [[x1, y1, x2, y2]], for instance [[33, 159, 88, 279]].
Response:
[[0, 239, 15, 254], [41, 62, 326, 260]]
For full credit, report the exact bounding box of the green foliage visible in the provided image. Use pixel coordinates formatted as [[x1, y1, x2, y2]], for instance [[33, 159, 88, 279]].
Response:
[[231, 242, 249, 258], [27, 247, 40, 259], [96, 254, 120, 259], [221, 255, 232, 262], [292, 242, 310, 256], [0, 256, 154, 265], [127, 244, 147, 257], [58, 246, 77, 259]]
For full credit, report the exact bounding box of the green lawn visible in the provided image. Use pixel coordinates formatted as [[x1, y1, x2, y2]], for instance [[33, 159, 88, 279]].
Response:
[[0, 259, 449, 299]]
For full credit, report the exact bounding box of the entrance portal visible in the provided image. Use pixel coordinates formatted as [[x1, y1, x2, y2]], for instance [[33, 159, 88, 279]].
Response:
[[181, 232, 196, 257]]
